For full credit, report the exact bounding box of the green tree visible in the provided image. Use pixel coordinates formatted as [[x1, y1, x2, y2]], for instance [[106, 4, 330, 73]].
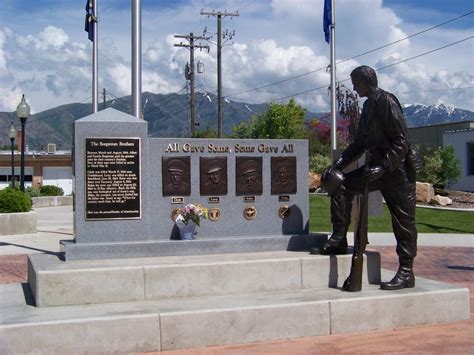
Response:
[[309, 153, 332, 174], [418, 145, 461, 187], [440, 145, 462, 186], [231, 98, 307, 139], [191, 127, 218, 138]]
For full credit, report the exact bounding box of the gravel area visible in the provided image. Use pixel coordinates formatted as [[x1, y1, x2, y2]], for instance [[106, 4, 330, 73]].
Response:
[[420, 190, 474, 209]]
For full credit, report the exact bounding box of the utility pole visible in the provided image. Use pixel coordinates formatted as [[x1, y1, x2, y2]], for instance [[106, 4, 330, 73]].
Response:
[[102, 88, 107, 110], [200, 10, 239, 138], [174, 33, 209, 135]]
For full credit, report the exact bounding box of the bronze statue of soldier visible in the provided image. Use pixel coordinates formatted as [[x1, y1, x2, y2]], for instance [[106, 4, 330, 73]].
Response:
[[313, 65, 418, 291]]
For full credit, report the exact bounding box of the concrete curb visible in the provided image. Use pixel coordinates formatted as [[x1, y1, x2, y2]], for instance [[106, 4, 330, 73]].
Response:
[[0, 211, 37, 236], [32, 196, 73, 208]]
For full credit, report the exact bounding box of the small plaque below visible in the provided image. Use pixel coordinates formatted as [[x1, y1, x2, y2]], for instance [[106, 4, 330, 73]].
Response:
[[244, 196, 255, 203], [278, 205, 291, 219], [244, 206, 257, 220], [171, 197, 184, 204], [279, 195, 290, 202], [208, 207, 221, 221], [208, 196, 220, 203]]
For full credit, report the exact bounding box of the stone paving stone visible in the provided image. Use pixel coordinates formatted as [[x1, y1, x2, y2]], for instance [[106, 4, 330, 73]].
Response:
[[0, 254, 27, 284]]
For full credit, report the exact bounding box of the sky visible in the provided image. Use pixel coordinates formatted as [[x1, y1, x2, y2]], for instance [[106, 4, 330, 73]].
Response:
[[0, 0, 473, 114]]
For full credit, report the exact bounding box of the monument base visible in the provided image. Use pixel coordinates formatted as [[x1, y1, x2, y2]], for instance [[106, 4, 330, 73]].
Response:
[[0, 251, 470, 354], [60, 233, 327, 260]]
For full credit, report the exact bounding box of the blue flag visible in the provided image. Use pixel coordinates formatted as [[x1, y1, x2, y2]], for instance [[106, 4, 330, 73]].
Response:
[[85, 0, 94, 42], [323, 0, 331, 44]]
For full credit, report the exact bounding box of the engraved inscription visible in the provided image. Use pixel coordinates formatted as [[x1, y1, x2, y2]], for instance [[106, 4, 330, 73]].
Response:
[[85, 138, 140, 219]]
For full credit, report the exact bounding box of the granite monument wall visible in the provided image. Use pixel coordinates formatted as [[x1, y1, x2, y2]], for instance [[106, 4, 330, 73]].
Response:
[[62, 108, 312, 260]]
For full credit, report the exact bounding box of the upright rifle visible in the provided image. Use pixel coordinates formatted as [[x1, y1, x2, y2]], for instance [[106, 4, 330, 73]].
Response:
[[342, 152, 370, 292]]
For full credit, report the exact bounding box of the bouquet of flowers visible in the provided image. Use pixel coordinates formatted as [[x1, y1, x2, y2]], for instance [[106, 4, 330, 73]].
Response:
[[177, 203, 208, 227]]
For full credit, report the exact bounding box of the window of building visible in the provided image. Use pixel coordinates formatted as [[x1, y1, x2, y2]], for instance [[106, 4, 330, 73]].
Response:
[[469, 143, 474, 176]]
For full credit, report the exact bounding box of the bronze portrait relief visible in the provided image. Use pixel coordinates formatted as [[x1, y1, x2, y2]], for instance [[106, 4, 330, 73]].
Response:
[[200, 157, 228, 196], [162, 157, 191, 196], [271, 156, 297, 195], [236, 157, 263, 196]]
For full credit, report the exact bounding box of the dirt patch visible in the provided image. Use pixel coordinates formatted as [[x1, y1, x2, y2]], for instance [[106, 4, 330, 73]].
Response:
[[419, 190, 474, 209]]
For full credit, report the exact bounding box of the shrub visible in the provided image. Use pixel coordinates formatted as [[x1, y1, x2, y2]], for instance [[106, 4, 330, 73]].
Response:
[[39, 185, 64, 196], [309, 153, 332, 174], [25, 186, 42, 198], [418, 145, 461, 187], [0, 187, 32, 213]]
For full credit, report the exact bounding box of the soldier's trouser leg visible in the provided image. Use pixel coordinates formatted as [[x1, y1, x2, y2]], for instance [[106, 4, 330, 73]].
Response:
[[320, 167, 369, 255], [380, 181, 417, 290]]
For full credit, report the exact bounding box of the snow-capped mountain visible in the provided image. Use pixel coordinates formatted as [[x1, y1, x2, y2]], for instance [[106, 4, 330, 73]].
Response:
[[402, 103, 474, 128]]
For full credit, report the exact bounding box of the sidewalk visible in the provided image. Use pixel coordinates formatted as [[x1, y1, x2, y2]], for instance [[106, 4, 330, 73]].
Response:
[[0, 206, 472, 353]]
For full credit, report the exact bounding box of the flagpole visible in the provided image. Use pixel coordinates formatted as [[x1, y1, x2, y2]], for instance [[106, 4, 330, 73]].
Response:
[[330, 0, 337, 160], [132, 0, 142, 119], [92, 0, 98, 113]]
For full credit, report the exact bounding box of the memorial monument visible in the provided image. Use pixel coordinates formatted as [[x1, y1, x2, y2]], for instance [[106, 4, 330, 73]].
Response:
[[60, 108, 317, 260]]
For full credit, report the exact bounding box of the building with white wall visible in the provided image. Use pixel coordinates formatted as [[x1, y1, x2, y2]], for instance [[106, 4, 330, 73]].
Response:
[[443, 129, 474, 192], [0, 149, 72, 195]]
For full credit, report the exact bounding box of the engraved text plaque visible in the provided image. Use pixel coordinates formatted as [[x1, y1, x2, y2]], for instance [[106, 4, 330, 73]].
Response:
[[85, 138, 141, 220]]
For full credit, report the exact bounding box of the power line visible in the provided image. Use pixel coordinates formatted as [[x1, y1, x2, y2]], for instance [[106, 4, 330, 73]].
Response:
[[224, 11, 474, 99], [272, 35, 474, 102], [397, 86, 474, 95]]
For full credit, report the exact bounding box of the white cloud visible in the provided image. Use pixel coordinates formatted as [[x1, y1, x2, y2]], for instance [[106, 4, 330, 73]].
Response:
[[0, 0, 473, 113]]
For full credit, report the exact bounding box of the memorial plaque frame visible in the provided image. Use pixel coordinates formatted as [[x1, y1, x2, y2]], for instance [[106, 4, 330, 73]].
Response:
[[84, 137, 141, 220], [236, 156, 263, 196], [200, 157, 228, 196], [271, 156, 297, 195], [162, 156, 191, 197]]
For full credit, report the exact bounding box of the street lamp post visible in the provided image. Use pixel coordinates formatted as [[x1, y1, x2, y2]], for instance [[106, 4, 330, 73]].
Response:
[[16, 95, 30, 192], [8, 123, 16, 188]]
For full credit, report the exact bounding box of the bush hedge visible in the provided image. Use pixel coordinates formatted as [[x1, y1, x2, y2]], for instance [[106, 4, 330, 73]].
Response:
[[39, 185, 64, 196], [0, 187, 32, 213]]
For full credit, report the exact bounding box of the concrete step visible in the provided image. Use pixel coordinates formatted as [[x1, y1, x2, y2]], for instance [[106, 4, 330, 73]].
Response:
[[0, 273, 470, 354], [28, 251, 381, 307]]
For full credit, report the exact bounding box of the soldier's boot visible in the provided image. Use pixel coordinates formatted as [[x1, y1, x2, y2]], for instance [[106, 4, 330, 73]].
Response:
[[311, 225, 348, 255], [380, 257, 415, 290]]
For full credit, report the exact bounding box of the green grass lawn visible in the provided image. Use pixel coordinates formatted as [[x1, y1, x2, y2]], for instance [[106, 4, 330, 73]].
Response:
[[310, 194, 474, 234]]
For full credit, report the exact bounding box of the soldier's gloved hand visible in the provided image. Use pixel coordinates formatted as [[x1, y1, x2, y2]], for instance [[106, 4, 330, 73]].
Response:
[[333, 157, 344, 170], [364, 165, 384, 182]]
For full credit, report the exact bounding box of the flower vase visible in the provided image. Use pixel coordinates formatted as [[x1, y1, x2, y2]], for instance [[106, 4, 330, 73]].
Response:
[[177, 220, 196, 240]]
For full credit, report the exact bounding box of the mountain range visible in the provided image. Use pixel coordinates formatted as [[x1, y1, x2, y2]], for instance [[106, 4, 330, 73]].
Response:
[[0, 92, 473, 150]]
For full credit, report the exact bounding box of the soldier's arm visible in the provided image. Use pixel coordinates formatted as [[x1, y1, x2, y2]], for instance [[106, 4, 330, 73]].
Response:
[[380, 94, 410, 173]]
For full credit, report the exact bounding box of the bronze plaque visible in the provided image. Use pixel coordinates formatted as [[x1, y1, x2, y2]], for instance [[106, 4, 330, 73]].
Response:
[[271, 156, 297, 195], [243, 206, 257, 220], [85, 138, 141, 220], [208, 207, 221, 221], [244, 196, 256, 203], [279, 195, 290, 202], [200, 157, 228, 196], [171, 208, 184, 222], [208, 196, 220, 203], [162, 157, 191, 196], [236, 157, 263, 196], [278, 205, 291, 219]]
